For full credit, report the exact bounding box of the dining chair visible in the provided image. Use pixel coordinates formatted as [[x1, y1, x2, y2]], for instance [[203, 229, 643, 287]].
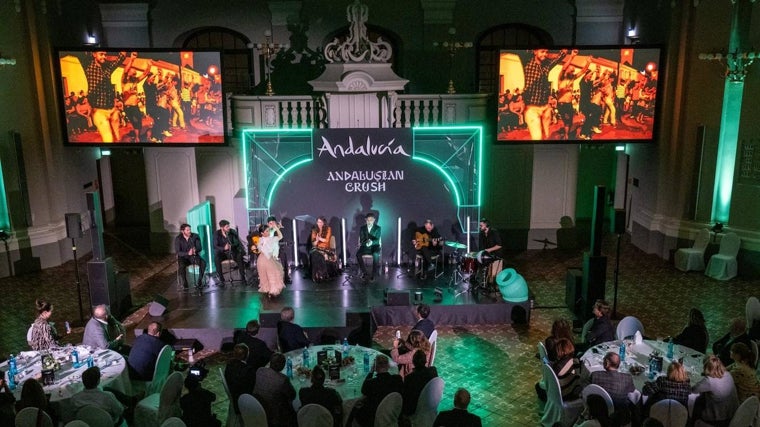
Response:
[[75, 405, 113, 427], [581, 384, 614, 417], [705, 232, 741, 280], [218, 367, 242, 427], [616, 316, 644, 341], [63, 421, 89, 427], [428, 330, 438, 366], [728, 395, 759, 427], [134, 371, 184, 427], [649, 399, 688, 427], [297, 403, 333, 427], [674, 228, 711, 272], [540, 364, 584, 427], [580, 319, 594, 343], [160, 417, 187, 427], [132, 344, 174, 397], [238, 393, 268, 427], [374, 392, 402, 427], [537, 342, 548, 397], [408, 376, 444, 427], [15, 407, 54, 427]]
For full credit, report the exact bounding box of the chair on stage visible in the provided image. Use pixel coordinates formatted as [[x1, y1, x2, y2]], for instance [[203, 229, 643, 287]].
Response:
[[705, 232, 741, 280], [649, 399, 689, 427], [176, 262, 205, 292], [296, 404, 333, 427], [674, 228, 711, 272]]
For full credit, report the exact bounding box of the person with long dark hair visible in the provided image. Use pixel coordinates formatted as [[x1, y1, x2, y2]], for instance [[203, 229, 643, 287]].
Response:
[[673, 308, 709, 353], [309, 216, 334, 282], [29, 298, 58, 351]]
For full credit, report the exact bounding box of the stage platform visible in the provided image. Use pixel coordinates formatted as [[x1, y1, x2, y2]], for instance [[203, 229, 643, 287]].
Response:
[[136, 264, 531, 351]]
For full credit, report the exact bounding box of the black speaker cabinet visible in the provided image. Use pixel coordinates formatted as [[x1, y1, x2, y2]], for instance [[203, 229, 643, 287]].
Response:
[[581, 253, 607, 321], [65, 213, 83, 239], [590, 186, 606, 257], [87, 257, 115, 310], [565, 268, 583, 315], [614, 209, 626, 235], [385, 290, 411, 306]]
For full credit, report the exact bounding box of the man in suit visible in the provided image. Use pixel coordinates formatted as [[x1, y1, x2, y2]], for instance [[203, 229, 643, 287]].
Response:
[[402, 350, 439, 416], [236, 319, 273, 370], [413, 304, 435, 339], [433, 388, 482, 427], [590, 352, 636, 410], [299, 366, 343, 427], [356, 212, 381, 283], [224, 344, 257, 415], [277, 306, 310, 352], [253, 353, 296, 427], [127, 321, 165, 380], [82, 304, 124, 351], [213, 219, 246, 286], [175, 223, 206, 290], [351, 354, 403, 427]]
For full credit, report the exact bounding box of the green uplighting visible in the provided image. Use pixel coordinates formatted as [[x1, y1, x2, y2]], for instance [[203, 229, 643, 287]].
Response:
[[266, 158, 312, 207], [711, 80, 743, 224], [411, 155, 462, 206], [0, 160, 10, 231]]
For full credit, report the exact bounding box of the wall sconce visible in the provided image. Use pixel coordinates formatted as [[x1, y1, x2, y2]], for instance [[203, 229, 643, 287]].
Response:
[[699, 51, 757, 82], [86, 35, 98, 45], [626, 28, 640, 44], [0, 54, 17, 67]]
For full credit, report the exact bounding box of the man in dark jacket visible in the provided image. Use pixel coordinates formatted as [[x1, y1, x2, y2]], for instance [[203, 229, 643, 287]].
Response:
[[224, 344, 257, 415], [352, 355, 403, 427], [236, 319, 273, 370]]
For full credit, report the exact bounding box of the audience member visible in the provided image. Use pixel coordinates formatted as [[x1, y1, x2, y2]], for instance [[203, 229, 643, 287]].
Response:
[[575, 393, 615, 427], [253, 353, 296, 427], [127, 322, 165, 380], [551, 338, 581, 400], [298, 366, 343, 427], [545, 318, 574, 362], [585, 300, 615, 346], [29, 298, 59, 351], [277, 306, 310, 352], [71, 367, 125, 425], [402, 350, 439, 416], [727, 342, 760, 402], [180, 375, 221, 427], [433, 388, 482, 427], [413, 304, 435, 339], [746, 297, 760, 340], [350, 354, 403, 427], [18, 379, 57, 424], [712, 318, 752, 368], [642, 361, 690, 413], [590, 352, 635, 424], [224, 344, 257, 415], [82, 304, 124, 351], [391, 330, 432, 378], [236, 319, 273, 370], [673, 308, 709, 353], [0, 376, 15, 426], [691, 355, 739, 426]]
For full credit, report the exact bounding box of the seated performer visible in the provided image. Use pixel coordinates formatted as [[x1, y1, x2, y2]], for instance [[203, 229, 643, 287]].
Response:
[[413, 219, 442, 277], [267, 216, 291, 284], [213, 219, 247, 286], [257, 223, 285, 298], [477, 218, 503, 285], [175, 223, 206, 290], [310, 216, 335, 282], [356, 212, 381, 283]]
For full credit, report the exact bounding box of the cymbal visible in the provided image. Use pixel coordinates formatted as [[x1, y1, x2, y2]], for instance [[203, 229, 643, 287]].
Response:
[[445, 240, 467, 249]]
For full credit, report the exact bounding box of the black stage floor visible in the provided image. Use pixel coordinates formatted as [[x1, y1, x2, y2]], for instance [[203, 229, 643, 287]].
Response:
[[139, 263, 530, 351]]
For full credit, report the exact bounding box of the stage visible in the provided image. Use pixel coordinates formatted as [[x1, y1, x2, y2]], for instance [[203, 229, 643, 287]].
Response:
[[137, 262, 532, 351]]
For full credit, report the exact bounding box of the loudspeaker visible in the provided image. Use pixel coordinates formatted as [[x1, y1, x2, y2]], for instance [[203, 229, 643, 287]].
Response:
[[86, 192, 105, 260], [565, 268, 583, 315], [172, 338, 203, 353], [614, 209, 626, 235], [581, 253, 607, 321], [385, 290, 411, 306], [148, 294, 169, 317], [590, 186, 606, 257], [87, 258, 115, 309], [65, 213, 83, 239]]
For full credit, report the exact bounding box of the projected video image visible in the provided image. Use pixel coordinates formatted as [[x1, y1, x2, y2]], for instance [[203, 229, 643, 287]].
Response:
[[496, 46, 661, 143], [56, 49, 225, 146]]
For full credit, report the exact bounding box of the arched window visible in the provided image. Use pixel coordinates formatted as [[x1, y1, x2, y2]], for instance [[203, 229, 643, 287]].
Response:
[[182, 27, 252, 94], [476, 24, 553, 94]]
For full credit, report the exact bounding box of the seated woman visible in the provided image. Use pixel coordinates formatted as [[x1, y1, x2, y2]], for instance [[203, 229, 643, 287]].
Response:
[[691, 355, 739, 426], [642, 361, 691, 413], [585, 300, 615, 346], [673, 308, 709, 353], [29, 298, 59, 351], [545, 318, 574, 362], [256, 224, 285, 298], [309, 216, 335, 282], [391, 330, 431, 378], [551, 338, 582, 400], [727, 342, 760, 402]]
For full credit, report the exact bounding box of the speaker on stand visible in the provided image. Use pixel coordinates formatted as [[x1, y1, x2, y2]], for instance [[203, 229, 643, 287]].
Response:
[[65, 213, 85, 324]]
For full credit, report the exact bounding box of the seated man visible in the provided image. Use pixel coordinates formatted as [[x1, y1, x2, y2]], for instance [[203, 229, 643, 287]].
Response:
[[180, 374, 221, 427], [277, 306, 310, 352], [413, 219, 442, 276], [413, 304, 435, 339], [401, 350, 439, 416], [175, 223, 207, 290], [299, 366, 343, 427], [433, 388, 482, 427], [356, 213, 381, 283], [213, 219, 247, 286], [236, 319, 273, 370], [351, 355, 404, 427], [127, 322, 165, 380], [71, 367, 125, 426], [224, 344, 257, 415], [590, 352, 636, 423], [253, 353, 297, 427], [82, 305, 124, 351], [713, 318, 752, 367]]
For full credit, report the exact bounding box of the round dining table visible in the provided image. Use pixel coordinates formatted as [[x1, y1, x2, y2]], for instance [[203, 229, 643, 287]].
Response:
[[283, 344, 398, 425]]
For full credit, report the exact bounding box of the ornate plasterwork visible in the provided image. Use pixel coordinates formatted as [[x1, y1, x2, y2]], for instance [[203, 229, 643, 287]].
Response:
[[323, 0, 392, 63]]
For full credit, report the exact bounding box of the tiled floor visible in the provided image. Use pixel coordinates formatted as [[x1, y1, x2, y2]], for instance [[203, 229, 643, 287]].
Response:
[[1, 227, 757, 426]]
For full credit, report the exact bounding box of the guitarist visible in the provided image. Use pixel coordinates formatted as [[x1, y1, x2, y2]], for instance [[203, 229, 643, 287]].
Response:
[[356, 212, 381, 283], [413, 219, 442, 277]]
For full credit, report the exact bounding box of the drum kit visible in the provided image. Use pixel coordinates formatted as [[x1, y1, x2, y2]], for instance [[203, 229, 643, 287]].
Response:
[[444, 240, 501, 297]]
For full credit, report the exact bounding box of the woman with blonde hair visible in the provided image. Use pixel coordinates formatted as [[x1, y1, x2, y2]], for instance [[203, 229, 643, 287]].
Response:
[[642, 361, 691, 413], [691, 355, 739, 426], [391, 330, 431, 378], [728, 342, 760, 402]]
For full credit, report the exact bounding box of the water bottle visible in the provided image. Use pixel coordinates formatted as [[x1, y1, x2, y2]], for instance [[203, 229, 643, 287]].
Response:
[[667, 338, 674, 359], [286, 357, 293, 378], [619, 342, 626, 362], [363, 351, 370, 373], [8, 354, 17, 375], [6, 370, 16, 391], [87, 356, 94, 368], [302, 347, 310, 368], [342, 338, 349, 359], [71, 349, 80, 368]]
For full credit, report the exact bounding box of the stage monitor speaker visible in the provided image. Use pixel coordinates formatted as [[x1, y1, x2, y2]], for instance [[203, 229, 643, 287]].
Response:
[[581, 253, 607, 321], [614, 209, 626, 235], [148, 294, 169, 317], [65, 213, 83, 239], [385, 290, 411, 306], [172, 338, 203, 353], [590, 186, 606, 257]]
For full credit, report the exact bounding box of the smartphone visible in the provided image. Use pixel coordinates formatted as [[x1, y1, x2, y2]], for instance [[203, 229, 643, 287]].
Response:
[[395, 330, 401, 339]]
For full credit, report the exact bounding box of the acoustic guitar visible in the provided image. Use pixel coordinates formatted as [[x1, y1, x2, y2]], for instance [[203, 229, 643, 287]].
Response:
[[414, 232, 442, 250]]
